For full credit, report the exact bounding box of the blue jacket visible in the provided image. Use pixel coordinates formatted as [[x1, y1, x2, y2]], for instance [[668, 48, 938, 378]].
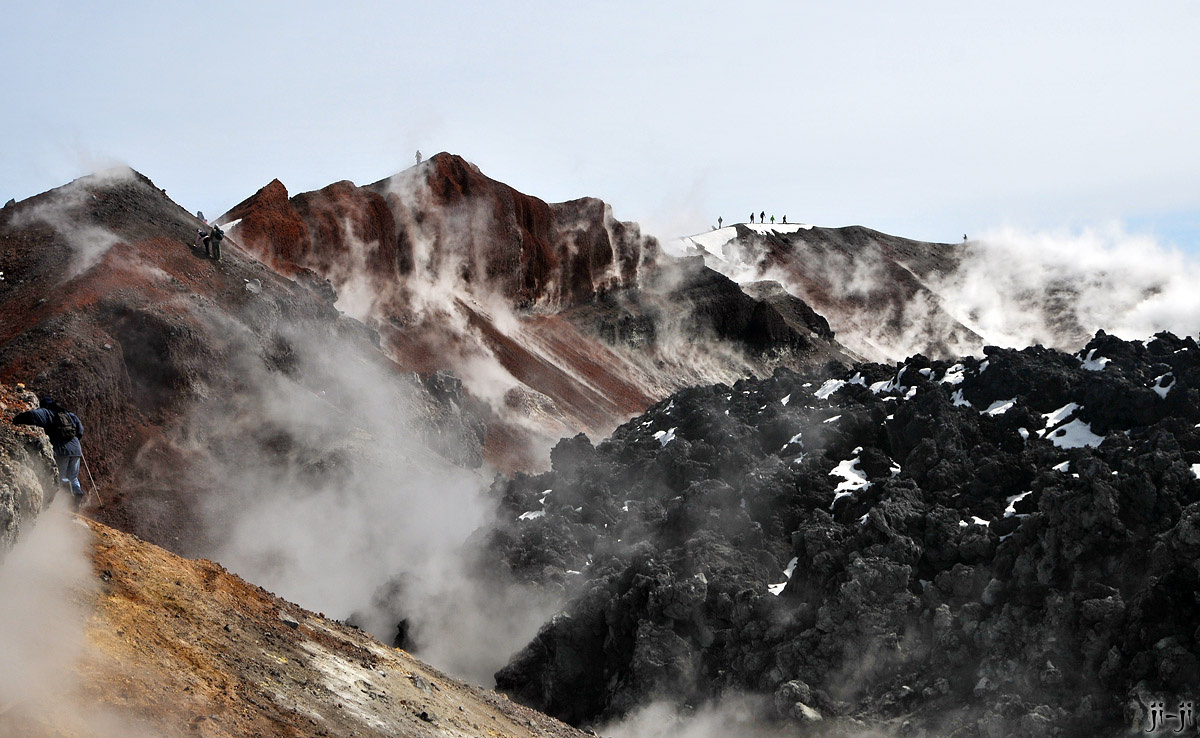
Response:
[[13, 407, 84, 456]]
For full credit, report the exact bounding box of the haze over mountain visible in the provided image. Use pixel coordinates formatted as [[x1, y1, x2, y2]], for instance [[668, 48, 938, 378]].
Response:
[[1, 154, 1199, 736]]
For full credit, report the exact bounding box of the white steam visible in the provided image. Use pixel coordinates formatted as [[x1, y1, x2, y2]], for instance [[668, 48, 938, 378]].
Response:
[[934, 225, 1200, 350], [0, 506, 93, 709], [597, 695, 790, 738], [11, 167, 134, 278], [190, 311, 561, 686], [669, 222, 1200, 361]]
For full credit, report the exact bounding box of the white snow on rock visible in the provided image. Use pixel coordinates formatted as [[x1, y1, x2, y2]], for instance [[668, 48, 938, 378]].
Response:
[[1192, 464, 1200, 480], [1004, 491, 1032, 517], [984, 398, 1016, 416], [1018, 428, 1031, 440], [1045, 419, 1104, 449], [951, 389, 972, 408], [1052, 461, 1071, 472], [768, 557, 800, 596], [823, 415, 842, 424], [654, 427, 678, 446], [1042, 402, 1080, 427], [746, 223, 813, 235], [518, 490, 553, 521], [830, 448, 870, 509], [959, 516, 990, 528], [1152, 373, 1175, 399], [871, 366, 909, 395], [1080, 348, 1111, 371], [781, 431, 804, 451], [781, 394, 791, 406], [940, 364, 966, 385], [816, 372, 867, 400], [815, 378, 846, 400], [667, 228, 739, 259]]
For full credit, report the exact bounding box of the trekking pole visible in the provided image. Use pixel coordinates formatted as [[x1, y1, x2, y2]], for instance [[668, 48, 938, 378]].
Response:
[[81, 453, 105, 509]]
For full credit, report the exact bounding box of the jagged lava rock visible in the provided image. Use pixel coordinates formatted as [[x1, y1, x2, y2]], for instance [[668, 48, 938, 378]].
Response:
[[484, 331, 1200, 736]]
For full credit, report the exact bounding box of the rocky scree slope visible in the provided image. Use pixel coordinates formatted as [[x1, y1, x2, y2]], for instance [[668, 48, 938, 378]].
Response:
[[0, 514, 592, 738], [222, 154, 854, 470], [482, 330, 1200, 736], [0, 170, 485, 552]]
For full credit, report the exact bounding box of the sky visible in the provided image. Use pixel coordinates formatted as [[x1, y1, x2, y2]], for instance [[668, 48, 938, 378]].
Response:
[[3, 1, 1199, 249]]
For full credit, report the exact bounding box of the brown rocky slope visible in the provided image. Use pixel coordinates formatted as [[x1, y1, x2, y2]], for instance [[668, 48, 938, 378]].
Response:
[[0, 511, 592, 738]]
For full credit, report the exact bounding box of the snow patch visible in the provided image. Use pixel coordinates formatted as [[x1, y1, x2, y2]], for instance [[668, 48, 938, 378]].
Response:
[[1042, 402, 1081, 427], [781, 394, 791, 406], [781, 431, 804, 451], [653, 427, 678, 446], [746, 223, 813, 235], [940, 363, 966, 385], [823, 415, 842, 424], [1152, 373, 1175, 398], [768, 557, 800, 596], [984, 398, 1016, 416], [1046, 419, 1104, 449], [829, 448, 870, 509], [1004, 491, 1033, 518], [815, 378, 846, 400], [1080, 348, 1111, 371]]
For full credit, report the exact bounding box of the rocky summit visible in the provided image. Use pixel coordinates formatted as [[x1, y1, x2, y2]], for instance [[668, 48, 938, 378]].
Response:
[[484, 330, 1200, 736]]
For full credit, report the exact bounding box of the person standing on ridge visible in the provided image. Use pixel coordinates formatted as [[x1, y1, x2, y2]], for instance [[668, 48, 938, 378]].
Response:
[[750, 212, 755, 223], [770, 215, 775, 224], [760, 211, 765, 223], [13, 396, 85, 508], [718, 216, 723, 228], [783, 215, 787, 224]]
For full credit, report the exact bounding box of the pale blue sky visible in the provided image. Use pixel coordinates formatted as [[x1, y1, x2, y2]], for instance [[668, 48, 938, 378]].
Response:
[[4, 1, 1198, 249]]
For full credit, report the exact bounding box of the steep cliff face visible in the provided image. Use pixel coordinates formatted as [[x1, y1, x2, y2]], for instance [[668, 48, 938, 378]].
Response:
[[0, 383, 60, 559]]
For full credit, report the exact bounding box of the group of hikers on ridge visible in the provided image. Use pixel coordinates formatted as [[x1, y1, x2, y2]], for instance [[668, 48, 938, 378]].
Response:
[[713, 212, 789, 230], [749, 211, 786, 225], [12, 394, 87, 510]]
